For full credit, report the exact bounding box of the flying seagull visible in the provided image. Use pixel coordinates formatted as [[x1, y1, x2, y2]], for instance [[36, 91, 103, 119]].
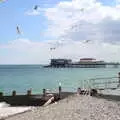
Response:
[[34, 5, 39, 10], [80, 8, 84, 12], [84, 40, 91, 43], [16, 26, 21, 35], [50, 47, 56, 50]]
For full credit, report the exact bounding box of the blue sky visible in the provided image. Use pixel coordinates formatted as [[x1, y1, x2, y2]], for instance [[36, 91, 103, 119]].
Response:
[[0, 0, 120, 64], [0, 0, 116, 44], [98, 0, 116, 6], [0, 0, 72, 44]]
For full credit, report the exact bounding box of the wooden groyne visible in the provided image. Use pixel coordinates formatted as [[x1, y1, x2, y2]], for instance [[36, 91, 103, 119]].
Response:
[[0, 87, 75, 106]]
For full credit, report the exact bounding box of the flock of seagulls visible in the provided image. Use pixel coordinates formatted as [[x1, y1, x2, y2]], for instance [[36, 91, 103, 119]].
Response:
[[16, 5, 40, 36], [0, 1, 91, 51]]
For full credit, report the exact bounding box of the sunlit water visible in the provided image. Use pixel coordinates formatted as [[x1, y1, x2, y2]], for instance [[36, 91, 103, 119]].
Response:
[[0, 65, 120, 95]]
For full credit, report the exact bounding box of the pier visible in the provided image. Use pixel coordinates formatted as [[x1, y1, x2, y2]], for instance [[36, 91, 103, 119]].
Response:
[[45, 58, 120, 68], [105, 62, 120, 68]]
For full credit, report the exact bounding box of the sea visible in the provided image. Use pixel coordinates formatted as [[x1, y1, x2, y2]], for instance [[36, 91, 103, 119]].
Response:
[[0, 65, 120, 95]]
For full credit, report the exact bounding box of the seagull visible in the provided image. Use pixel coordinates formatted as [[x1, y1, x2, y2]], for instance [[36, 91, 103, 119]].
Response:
[[16, 26, 21, 35], [80, 8, 84, 12], [34, 5, 39, 10], [50, 47, 56, 50], [84, 40, 91, 43]]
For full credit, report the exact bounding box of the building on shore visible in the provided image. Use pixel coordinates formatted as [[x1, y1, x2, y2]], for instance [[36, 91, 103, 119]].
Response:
[[50, 59, 72, 68], [71, 58, 106, 68], [44, 58, 120, 68], [45, 58, 107, 68]]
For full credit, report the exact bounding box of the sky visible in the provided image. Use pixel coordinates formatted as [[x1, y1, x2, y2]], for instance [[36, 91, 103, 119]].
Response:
[[0, 0, 120, 64]]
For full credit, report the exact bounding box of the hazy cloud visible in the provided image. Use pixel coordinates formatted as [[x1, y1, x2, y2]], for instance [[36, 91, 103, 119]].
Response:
[[0, 38, 120, 64]]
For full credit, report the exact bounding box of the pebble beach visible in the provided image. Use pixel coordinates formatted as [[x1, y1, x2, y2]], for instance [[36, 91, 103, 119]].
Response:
[[3, 95, 120, 120]]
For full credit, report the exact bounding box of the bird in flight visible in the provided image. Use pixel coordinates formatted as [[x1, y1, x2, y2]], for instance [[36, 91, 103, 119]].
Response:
[[16, 26, 22, 35], [50, 47, 56, 50], [80, 8, 84, 12], [84, 40, 91, 43], [34, 5, 39, 10]]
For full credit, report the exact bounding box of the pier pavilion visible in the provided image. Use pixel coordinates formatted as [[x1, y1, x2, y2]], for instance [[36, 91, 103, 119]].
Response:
[[45, 58, 120, 68]]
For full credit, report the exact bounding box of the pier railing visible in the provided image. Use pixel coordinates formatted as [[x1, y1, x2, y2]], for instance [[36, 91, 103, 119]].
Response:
[[86, 73, 120, 90]]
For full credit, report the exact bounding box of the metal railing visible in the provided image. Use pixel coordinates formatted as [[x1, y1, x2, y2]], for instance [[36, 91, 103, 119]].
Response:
[[86, 73, 120, 90]]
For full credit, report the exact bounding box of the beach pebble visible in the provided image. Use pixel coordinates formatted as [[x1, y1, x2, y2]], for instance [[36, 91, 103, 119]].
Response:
[[5, 95, 120, 120]]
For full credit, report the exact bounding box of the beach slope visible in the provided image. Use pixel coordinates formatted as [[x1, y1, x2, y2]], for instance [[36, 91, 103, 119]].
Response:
[[6, 95, 120, 120]]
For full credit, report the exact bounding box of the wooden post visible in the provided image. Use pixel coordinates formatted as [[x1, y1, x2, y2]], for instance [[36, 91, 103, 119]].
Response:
[[58, 83, 62, 99], [118, 72, 120, 87], [43, 89, 46, 98], [0, 92, 3, 97], [118, 72, 120, 84], [77, 88, 81, 95], [12, 90, 16, 96], [27, 89, 32, 96]]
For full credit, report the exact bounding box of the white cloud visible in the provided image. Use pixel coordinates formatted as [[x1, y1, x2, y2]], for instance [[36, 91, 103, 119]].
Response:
[[0, 38, 51, 64], [0, 38, 120, 64], [1, 0, 120, 64], [44, 0, 120, 44], [116, 0, 120, 4]]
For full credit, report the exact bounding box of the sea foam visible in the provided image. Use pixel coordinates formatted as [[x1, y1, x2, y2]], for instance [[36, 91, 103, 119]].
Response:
[[0, 102, 32, 119]]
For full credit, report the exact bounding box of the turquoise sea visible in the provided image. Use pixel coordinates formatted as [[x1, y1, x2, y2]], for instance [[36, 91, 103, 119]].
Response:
[[0, 65, 120, 95]]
